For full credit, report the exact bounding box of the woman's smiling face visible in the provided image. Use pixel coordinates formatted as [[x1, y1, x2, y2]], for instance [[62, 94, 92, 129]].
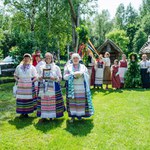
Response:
[[73, 57, 79, 65], [45, 55, 52, 64]]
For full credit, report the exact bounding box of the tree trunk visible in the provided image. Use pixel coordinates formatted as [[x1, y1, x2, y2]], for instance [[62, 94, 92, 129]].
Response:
[[68, 0, 80, 52]]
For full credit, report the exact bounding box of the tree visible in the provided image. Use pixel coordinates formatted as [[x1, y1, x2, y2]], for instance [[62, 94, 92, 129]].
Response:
[[115, 3, 126, 30], [67, 0, 98, 51], [0, 28, 5, 58], [92, 10, 114, 47], [106, 29, 129, 54], [140, 0, 150, 16], [141, 15, 150, 35], [126, 23, 139, 53], [125, 3, 139, 26], [133, 29, 147, 53]]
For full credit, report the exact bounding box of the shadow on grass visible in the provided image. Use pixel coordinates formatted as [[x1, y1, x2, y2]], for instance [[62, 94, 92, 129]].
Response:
[[34, 118, 64, 133], [91, 88, 123, 96], [8, 116, 36, 129], [65, 119, 94, 136], [91, 87, 150, 96]]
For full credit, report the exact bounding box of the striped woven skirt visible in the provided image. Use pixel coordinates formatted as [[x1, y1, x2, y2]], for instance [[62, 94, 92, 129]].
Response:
[[37, 80, 65, 118], [16, 79, 37, 114], [95, 68, 104, 86], [66, 77, 92, 117]]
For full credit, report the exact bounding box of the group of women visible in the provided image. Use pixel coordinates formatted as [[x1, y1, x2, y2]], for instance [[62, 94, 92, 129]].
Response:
[[86, 51, 127, 90], [87, 52, 150, 90], [14, 52, 94, 122]]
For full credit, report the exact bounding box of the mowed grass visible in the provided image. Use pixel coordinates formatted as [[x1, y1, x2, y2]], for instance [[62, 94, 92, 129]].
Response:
[[0, 83, 150, 150]]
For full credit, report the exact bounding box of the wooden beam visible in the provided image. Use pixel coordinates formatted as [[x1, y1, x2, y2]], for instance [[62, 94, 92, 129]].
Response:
[[88, 40, 99, 56]]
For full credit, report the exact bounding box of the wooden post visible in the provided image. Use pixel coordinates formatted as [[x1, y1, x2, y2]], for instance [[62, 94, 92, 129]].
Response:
[[57, 41, 60, 65], [67, 44, 70, 61], [75, 5, 80, 53]]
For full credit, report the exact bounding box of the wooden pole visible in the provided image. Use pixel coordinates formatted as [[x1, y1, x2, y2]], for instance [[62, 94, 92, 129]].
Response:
[[88, 40, 99, 56]]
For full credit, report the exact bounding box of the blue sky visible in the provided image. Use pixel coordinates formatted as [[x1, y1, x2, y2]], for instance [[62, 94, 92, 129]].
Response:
[[98, 0, 142, 18]]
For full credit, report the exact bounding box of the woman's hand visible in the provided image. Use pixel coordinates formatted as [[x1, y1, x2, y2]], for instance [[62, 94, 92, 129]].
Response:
[[39, 77, 42, 80], [50, 77, 57, 81], [14, 76, 19, 82], [74, 72, 83, 79], [32, 77, 37, 82]]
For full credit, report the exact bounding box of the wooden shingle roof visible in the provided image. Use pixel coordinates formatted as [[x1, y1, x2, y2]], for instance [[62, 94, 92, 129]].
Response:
[[97, 39, 123, 54], [139, 41, 150, 54]]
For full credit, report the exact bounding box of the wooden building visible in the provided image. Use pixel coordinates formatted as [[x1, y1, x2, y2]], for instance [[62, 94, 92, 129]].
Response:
[[97, 39, 123, 63], [139, 36, 150, 59]]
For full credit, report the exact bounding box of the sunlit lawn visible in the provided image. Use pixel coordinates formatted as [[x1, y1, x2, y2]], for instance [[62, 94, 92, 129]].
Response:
[[0, 83, 150, 150]]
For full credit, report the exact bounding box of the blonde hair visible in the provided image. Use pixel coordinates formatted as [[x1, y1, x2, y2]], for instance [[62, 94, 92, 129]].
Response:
[[45, 52, 54, 63], [105, 52, 110, 57]]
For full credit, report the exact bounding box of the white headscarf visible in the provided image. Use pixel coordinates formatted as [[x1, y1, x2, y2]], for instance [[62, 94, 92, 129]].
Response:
[[71, 53, 81, 60]]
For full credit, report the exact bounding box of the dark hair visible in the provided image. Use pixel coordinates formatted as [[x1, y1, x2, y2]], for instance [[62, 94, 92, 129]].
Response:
[[129, 52, 138, 62]]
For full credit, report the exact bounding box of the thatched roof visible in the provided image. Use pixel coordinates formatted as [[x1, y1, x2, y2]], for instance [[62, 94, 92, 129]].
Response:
[[97, 39, 123, 54], [139, 37, 150, 54]]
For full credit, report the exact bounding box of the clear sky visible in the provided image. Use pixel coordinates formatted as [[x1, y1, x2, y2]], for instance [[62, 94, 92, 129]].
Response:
[[98, 0, 143, 18]]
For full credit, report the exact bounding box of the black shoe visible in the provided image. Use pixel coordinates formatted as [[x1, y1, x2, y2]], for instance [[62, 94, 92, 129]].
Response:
[[24, 114, 29, 118], [38, 118, 47, 123], [19, 114, 25, 118]]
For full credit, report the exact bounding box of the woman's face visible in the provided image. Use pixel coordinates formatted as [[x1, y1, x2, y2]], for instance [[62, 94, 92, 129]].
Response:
[[45, 55, 52, 64], [99, 56, 102, 60], [142, 55, 147, 61], [114, 61, 118, 65], [35, 56, 41, 62], [122, 55, 126, 60], [131, 55, 135, 61], [24, 57, 31, 64], [105, 53, 109, 58], [73, 57, 79, 65]]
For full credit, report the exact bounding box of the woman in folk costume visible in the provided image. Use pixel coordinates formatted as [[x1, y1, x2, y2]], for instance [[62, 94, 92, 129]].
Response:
[[64, 53, 94, 122], [139, 54, 150, 89], [35, 53, 45, 95], [111, 59, 121, 89], [14, 53, 38, 118], [87, 50, 95, 86], [32, 49, 41, 66], [103, 52, 111, 90], [37, 52, 65, 121], [119, 54, 128, 88], [94, 54, 104, 89]]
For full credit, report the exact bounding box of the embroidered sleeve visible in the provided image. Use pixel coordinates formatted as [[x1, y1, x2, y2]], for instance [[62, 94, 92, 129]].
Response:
[[14, 65, 19, 77], [32, 66, 38, 78], [56, 66, 62, 79], [64, 65, 71, 80]]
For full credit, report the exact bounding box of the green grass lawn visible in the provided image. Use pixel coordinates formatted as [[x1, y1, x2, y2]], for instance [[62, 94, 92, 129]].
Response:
[[0, 83, 150, 150]]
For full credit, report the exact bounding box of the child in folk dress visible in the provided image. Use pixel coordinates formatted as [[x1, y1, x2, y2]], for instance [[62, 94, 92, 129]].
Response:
[[111, 59, 121, 90]]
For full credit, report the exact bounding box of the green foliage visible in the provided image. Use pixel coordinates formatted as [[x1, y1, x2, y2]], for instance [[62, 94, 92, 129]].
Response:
[[76, 25, 89, 44], [125, 3, 139, 26], [106, 29, 129, 54], [140, 0, 150, 16], [124, 52, 141, 88], [115, 3, 126, 29], [76, 25, 89, 65], [89, 10, 114, 47], [141, 15, 150, 35], [126, 24, 139, 53], [133, 29, 147, 53]]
